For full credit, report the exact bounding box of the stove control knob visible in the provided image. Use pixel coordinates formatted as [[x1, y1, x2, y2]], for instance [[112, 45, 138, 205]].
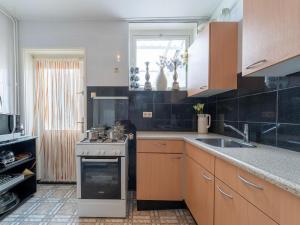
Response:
[[97, 150, 101, 155], [102, 151, 106, 155]]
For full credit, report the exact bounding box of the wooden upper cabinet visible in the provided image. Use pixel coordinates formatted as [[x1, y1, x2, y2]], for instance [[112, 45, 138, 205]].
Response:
[[243, 0, 300, 76], [187, 22, 238, 97]]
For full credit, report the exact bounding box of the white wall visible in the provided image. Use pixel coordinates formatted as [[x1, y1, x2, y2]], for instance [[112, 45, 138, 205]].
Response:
[[18, 20, 129, 86], [0, 10, 15, 114], [211, 0, 243, 21]]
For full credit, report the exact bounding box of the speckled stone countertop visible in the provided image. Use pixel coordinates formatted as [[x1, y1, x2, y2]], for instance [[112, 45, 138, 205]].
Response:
[[137, 131, 300, 198]]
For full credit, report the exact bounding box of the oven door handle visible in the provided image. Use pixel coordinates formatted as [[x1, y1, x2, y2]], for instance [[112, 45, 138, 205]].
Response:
[[82, 158, 119, 163]]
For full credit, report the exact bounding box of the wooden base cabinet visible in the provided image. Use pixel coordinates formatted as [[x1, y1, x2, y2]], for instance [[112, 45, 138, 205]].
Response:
[[185, 156, 214, 225], [215, 179, 278, 225], [137, 153, 183, 201]]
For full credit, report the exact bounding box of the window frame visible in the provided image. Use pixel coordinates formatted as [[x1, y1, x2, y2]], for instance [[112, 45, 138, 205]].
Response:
[[129, 29, 194, 91]]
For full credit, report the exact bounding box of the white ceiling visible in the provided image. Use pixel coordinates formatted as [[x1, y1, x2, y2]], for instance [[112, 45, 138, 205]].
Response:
[[0, 0, 222, 21]]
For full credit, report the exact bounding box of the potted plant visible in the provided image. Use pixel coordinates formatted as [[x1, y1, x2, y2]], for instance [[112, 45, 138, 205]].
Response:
[[193, 103, 211, 134]]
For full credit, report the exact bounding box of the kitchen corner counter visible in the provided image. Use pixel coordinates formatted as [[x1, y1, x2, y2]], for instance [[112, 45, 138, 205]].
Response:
[[137, 131, 300, 198]]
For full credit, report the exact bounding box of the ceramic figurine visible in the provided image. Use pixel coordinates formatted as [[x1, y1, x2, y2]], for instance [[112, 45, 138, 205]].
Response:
[[144, 62, 152, 91]]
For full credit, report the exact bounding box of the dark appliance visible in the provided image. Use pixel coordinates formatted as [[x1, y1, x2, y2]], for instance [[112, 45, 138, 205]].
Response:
[[80, 157, 122, 199]]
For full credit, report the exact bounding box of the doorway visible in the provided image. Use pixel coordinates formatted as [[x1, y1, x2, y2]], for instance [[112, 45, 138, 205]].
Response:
[[22, 49, 86, 182]]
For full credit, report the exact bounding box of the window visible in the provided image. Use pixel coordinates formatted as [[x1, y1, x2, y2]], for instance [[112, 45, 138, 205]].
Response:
[[129, 26, 195, 91]]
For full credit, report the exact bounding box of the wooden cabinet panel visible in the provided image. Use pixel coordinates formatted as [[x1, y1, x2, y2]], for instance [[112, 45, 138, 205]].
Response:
[[185, 156, 214, 225], [137, 153, 183, 200], [187, 22, 237, 97], [237, 169, 281, 223], [215, 158, 238, 190], [215, 178, 245, 225], [243, 0, 300, 76], [279, 189, 300, 225], [185, 143, 215, 174], [215, 179, 278, 225], [216, 158, 281, 223], [187, 24, 209, 96], [210, 22, 238, 90], [137, 140, 184, 154]]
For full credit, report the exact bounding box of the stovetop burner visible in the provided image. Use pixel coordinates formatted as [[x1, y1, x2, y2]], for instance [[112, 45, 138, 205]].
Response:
[[80, 136, 127, 144]]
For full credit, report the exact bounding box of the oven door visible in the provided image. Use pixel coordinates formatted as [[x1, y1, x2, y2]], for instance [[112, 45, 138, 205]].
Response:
[[81, 157, 122, 199]]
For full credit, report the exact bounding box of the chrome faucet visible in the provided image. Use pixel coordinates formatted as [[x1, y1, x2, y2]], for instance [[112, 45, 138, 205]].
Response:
[[224, 123, 249, 143]]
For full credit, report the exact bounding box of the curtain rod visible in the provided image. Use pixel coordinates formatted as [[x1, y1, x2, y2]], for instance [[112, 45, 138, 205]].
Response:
[[32, 55, 84, 59], [126, 16, 209, 24]]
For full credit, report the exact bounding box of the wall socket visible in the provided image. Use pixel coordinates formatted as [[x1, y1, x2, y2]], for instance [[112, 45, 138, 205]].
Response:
[[143, 112, 152, 118]]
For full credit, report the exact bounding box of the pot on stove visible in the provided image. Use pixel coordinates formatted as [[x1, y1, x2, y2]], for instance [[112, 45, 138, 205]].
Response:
[[86, 129, 99, 141]]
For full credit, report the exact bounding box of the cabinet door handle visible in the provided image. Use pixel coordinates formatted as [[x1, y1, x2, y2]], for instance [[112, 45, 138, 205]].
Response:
[[246, 59, 267, 69], [217, 185, 233, 199], [199, 85, 208, 89], [155, 143, 166, 146], [238, 175, 264, 190], [171, 157, 182, 160], [202, 173, 213, 181]]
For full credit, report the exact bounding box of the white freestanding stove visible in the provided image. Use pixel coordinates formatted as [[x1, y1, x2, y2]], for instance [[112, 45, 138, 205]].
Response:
[[76, 136, 128, 218]]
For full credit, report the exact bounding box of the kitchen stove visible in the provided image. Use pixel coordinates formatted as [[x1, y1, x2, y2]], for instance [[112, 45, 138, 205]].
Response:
[[80, 136, 127, 144], [76, 135, 128, 218]]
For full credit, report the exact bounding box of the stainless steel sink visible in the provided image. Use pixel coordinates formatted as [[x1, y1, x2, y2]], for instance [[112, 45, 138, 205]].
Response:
[[196, 138, 256, 148]]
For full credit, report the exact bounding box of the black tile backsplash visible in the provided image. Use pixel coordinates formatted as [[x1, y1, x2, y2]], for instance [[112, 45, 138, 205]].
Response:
[[238, 122, 277, 146], [277, 124, 300, 151], [207, 72, 300, 152], [129, 91, 204, 131], [278, 87, 300, 124], [86, 86, 129, 129], [239, 92, 277, 123], [216, 98, 238, 121], [87, 71, 300, 152]]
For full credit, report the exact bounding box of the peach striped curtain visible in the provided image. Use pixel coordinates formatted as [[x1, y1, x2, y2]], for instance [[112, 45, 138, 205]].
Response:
[[33, 58, 84, 182]]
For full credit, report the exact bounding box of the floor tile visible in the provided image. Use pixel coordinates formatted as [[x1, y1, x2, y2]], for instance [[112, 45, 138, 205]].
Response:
[[3, 184, 196, 225]]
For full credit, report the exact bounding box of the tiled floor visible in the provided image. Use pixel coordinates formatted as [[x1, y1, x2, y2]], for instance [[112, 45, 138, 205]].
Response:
[[1, 185, 196, 225]]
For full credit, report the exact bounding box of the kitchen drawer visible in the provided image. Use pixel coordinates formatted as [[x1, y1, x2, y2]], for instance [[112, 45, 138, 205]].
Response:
[[215, 158, 280, 223], [215, 178, 278, 225], [137, 140, 184, 154], [237, 169, 281, 223], [185, 143, 214, 174], [215, 158, 239, 191]]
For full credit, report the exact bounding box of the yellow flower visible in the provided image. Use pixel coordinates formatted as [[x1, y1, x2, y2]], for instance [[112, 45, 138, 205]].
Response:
[[193, 103, 205, 114]]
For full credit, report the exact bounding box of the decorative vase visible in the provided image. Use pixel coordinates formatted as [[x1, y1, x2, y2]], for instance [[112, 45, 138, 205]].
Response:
[[197, 114, 211, 134], [172, 63, 179, 90], [144, 62, 152, 91], [156, 67, 168, 91]]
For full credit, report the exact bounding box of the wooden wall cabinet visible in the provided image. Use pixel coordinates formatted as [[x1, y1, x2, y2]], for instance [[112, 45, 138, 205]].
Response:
[[243, 0, 300, 76], [187, 22, 238, 97], [185, 156, 214, 225]]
